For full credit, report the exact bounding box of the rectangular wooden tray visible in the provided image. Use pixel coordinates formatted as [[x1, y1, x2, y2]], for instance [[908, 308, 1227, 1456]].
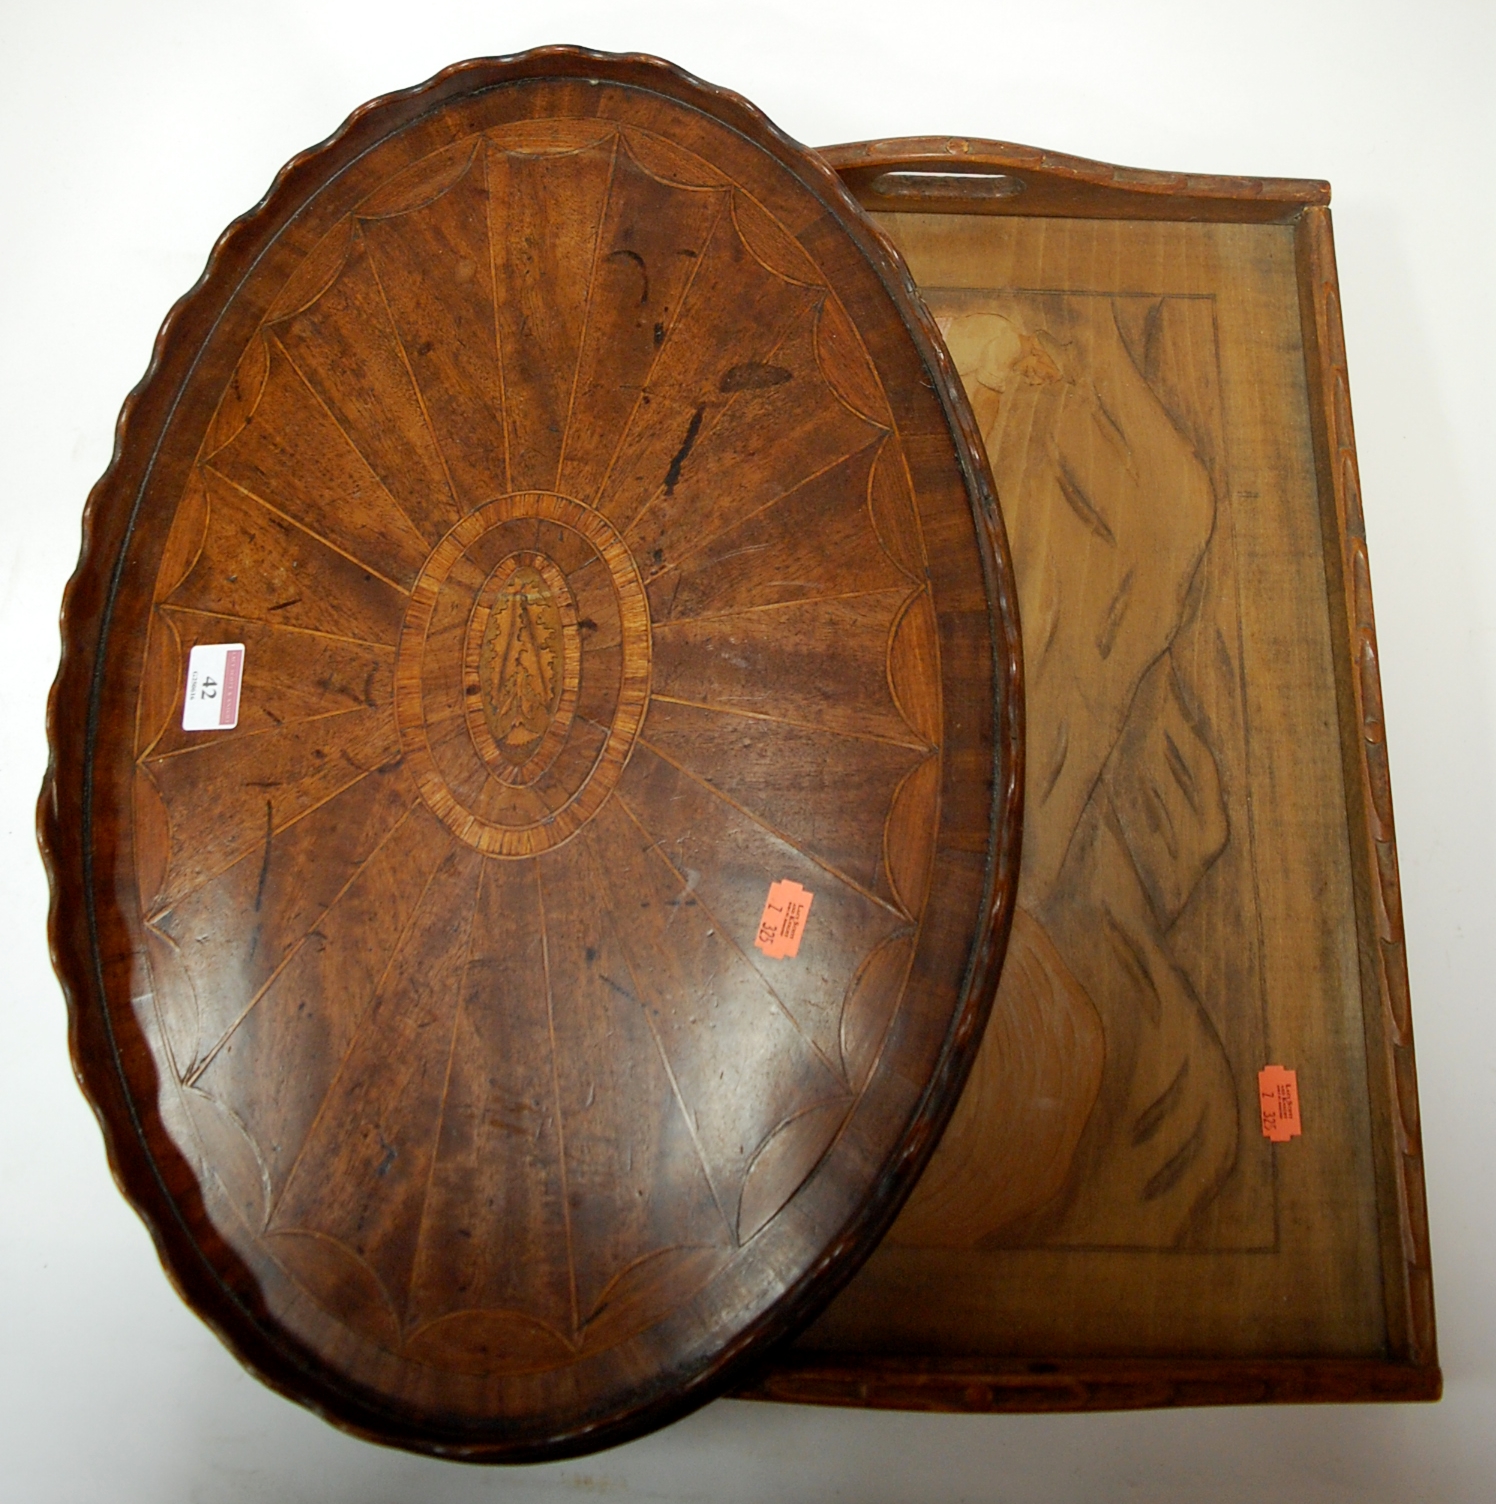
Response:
[[741, 138, 1438, 1411]]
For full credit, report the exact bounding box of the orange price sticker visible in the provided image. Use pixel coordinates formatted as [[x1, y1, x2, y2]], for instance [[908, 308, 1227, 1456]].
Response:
[[755, 879, 814, 960], [1258, 1065, 1302, 1143]]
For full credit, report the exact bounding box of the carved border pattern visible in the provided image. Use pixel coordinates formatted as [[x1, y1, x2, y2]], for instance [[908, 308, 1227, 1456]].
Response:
[[1299, 205, 1436, 1369]]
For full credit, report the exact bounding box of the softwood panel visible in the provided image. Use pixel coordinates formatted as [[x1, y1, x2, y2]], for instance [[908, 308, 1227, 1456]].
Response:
[[746, 141, 1436, 1408]]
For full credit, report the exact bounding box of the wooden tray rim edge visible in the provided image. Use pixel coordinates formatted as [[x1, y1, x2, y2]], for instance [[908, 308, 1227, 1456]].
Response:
[[821, 135, 1330, 222], [738, 1354, 1441, 1411]]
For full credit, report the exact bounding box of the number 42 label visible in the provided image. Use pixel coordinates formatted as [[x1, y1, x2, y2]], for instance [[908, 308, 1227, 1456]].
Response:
[[182, 643, 245, 731]]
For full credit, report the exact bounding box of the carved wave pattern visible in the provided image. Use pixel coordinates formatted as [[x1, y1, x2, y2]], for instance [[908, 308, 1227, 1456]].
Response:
[[129, 120, 940, 1377]]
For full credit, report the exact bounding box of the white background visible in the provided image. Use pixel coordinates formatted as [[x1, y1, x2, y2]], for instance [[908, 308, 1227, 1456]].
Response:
[[3, 3, 1492, 1499]]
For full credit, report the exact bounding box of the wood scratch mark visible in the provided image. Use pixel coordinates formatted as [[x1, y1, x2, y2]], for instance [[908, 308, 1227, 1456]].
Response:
[[719, 361, 792, 392], [664, 405, 705, 495], [253, 799, 273, 911], [607, 247, 649, 304]]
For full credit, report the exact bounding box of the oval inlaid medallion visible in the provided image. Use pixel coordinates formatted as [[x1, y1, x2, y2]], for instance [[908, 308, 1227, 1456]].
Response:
[[394, 491, 650, 858]]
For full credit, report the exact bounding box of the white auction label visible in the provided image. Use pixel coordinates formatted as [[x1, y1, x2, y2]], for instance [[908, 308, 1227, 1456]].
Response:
[[181, 643, 245, 731]]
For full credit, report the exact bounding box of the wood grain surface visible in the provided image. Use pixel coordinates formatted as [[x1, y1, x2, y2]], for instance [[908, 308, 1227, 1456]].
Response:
[[742, 138, 1436, 1411], [39, 61, 1021, 1460]]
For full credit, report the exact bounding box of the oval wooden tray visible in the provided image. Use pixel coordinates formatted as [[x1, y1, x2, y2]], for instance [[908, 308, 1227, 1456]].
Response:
[[40, 51, 1022, 1460]]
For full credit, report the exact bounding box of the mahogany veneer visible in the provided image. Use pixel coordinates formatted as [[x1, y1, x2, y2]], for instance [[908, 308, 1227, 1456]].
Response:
[[40, 57, 1021, 1459]]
